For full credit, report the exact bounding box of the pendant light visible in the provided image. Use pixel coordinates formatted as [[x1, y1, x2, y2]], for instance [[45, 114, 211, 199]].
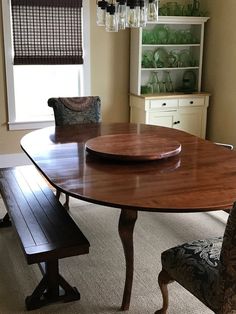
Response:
[[96, 0, 158, 32]]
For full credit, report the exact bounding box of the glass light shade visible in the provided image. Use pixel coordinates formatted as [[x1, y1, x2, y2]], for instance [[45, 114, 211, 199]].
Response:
[[117, 2, 127, 30], [147, 0, 158, 22], [105, 4, 118, 32], [96, 0, 158, 31], [139, 0, 147, 27], [126, 5, 140, 28], [96, 0, 108, 26]]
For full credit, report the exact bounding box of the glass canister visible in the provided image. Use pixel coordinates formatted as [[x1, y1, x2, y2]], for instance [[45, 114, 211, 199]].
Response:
[[192, 0, 200, 16], [166, 2, 178, 16], [149, 71, 161, 93], [164, 71, 174, 92]]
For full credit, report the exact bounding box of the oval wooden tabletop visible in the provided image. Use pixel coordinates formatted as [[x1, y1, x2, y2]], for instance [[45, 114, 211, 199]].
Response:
[[21, 123, 236, 212], [85, 134, 181, 161]]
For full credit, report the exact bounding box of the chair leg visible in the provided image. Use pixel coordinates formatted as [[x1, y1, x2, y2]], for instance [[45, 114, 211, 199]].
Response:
[[64, 194, 70, 211], [155, 269, 174, 314]]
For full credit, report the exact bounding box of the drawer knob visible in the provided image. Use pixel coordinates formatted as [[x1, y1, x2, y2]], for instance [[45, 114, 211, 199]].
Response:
[[162, 103, 167, 106], [190, 101, 194, 104], [173, 121, 180, 125]]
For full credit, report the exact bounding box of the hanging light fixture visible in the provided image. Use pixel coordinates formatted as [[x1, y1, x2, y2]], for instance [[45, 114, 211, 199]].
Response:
[[96, 0, 159, 32]]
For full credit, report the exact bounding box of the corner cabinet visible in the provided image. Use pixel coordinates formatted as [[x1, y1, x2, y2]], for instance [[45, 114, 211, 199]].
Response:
[[129, 16, 210, 138], [130, 93, 210, 138]]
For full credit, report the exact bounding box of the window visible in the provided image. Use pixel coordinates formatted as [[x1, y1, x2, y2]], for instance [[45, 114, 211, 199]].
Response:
[[2, 0, 90, 130]]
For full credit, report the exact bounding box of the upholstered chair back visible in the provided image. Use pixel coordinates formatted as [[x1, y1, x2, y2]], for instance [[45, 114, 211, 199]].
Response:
[[156, 202, 236, 314], [219, 202, 236, 313], [48, 96, 101, 126]]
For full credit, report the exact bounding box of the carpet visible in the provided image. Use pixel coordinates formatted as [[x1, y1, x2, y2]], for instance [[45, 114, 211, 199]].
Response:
[[0, 195, 228, 314]]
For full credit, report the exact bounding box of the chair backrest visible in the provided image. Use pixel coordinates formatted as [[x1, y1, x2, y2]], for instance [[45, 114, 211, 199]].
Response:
[[219, 202, 236, 312], [48, 96, 101, 126]]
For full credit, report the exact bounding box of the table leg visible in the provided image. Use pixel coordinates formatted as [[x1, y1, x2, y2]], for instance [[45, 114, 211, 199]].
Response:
[[118, 208, 138, 311]]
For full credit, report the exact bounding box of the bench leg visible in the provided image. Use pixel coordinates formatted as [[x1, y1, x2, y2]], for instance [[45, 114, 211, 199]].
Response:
[[0, 213, 11, 228], [56, 189, 61, 200], [25, 260, 80, 310], [56, 189, 69, 211], [64, 194, 70, 211]]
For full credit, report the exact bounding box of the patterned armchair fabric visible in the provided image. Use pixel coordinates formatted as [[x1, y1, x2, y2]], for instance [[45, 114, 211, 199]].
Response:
[[48, 96, 101, 126], [220, 202, 236, 313], [156, 203, 236, 314]]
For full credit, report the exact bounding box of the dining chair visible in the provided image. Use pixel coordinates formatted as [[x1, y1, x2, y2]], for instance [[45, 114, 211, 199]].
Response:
[[155, 202, 236, 314], [48, 96, 101, 209], [215, 142, 233, 150], [48, 96, 101, 126]]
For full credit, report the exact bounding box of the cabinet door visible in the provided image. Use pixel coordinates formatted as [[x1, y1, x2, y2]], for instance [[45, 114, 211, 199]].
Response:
[[149, 111, 176, 128], [174, 107, 203, 137]]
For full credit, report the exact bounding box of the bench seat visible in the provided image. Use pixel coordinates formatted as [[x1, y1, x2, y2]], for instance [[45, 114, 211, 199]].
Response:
[[0, 165, 90, 310]]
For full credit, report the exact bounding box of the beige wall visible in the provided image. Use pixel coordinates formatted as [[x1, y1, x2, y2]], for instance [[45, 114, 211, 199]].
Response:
[[90, 2, 130, 123], [201, 0, 236, 146], [0, 2, 130, 155], [1, 1, 236, 155]]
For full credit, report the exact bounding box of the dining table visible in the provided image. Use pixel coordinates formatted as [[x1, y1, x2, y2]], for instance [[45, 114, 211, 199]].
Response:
[[20, 122, 236, 311]]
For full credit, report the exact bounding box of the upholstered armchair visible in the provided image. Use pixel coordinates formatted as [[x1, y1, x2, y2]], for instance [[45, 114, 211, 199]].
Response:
[[48, 96, 101, 209], [156, 202, 236, 313], [215, 142, 233, 151]]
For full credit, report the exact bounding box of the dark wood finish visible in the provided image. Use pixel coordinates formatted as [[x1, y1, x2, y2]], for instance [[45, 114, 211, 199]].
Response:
[[118, 209, 138, 310], [85, 134, 181, 161], [20, 123, 236, 310], [21, 123, 236, 212], [0, 166, 90, 310], [0, 213, 11, 228], [25, 260, 80, 310], [56, 189, 69, 211], [155, 269, 174, 314]]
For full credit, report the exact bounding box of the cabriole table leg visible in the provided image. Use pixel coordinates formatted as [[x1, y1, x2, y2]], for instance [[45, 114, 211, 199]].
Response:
[[118, 208, 138, 311]]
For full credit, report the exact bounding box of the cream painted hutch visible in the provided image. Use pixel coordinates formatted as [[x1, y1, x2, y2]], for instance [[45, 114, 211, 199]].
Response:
[[129, 16, 210, 138]]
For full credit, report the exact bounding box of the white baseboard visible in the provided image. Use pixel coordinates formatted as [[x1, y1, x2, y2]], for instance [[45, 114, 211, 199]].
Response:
[[0, 153, 32, 168]]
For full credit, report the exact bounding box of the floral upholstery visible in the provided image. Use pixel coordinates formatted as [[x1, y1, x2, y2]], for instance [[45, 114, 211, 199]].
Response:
[[48, 96, 101, 126], [220, 202, 236, 313], [160, 202, 236, 313], [161, 237, 223, 311]]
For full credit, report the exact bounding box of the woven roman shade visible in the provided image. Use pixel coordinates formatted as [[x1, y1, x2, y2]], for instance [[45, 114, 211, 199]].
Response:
[[11, 0, 83, 65]]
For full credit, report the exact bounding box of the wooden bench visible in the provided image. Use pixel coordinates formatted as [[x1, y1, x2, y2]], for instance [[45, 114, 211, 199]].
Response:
[[0, 165, 90, 310]]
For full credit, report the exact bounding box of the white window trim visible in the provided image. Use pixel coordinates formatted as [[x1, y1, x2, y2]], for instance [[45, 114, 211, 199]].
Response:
[[1, 0, 91, 130]]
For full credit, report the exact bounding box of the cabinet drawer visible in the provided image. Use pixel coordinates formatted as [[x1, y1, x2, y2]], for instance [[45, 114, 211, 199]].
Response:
[[150, 99, 178, 109], [149, 111, 175, 128], [179, 98, 205, 107]]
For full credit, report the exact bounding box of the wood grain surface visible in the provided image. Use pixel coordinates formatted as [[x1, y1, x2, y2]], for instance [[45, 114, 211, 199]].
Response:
[[85, 134, 181, 161], [21, 123, 236, 212], [20, 122, 236, 311]]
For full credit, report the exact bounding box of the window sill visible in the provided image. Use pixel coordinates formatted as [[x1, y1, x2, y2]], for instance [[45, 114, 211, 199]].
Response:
[[8, 119, 54, 130]]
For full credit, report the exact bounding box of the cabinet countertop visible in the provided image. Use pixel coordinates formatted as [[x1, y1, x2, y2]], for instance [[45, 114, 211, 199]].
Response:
[[130, 92, 211, 100]]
